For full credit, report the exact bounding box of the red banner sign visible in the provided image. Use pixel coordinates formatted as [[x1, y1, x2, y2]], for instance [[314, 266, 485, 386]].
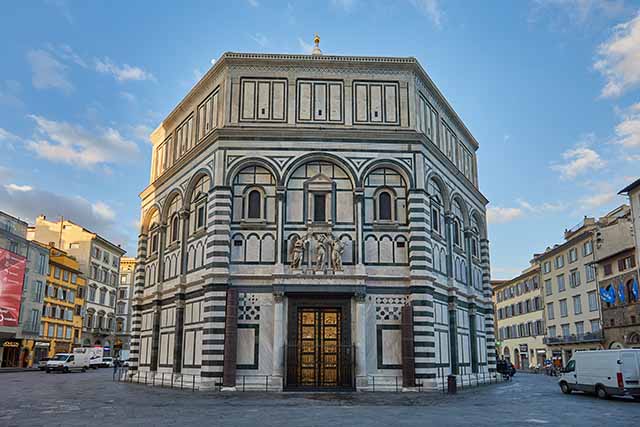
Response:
[[0, 247, 27, 327]]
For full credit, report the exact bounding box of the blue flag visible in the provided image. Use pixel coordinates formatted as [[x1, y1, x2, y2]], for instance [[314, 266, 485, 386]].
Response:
[[599, 286, 615, 304], [633, 277, 639, 301], [618, 282, 626, 303]]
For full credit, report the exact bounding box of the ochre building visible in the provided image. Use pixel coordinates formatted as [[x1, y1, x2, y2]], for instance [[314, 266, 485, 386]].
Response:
[[131, 41, 495, 391]]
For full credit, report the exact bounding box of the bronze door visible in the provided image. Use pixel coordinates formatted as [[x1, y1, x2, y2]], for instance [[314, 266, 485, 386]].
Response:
[[296, 307, 341, 387]]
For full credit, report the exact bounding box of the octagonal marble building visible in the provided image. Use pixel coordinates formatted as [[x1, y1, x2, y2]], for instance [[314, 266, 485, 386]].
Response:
[[130, 44, 495, 391]]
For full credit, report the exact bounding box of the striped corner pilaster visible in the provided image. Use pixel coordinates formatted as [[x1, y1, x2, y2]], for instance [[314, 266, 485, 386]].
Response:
[[200, 285, 227, 384], [410, 292, 436, 383], [200, 185, 232, 387], [407, 188, 432, 279], [480, 238, 496, 370], [129, 234, 147, 371]]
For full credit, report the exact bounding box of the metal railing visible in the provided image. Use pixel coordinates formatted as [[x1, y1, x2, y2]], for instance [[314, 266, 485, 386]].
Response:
[[113, 368, 202, 391], [543, 331, 603, 345], [114, 369, 274, 392]]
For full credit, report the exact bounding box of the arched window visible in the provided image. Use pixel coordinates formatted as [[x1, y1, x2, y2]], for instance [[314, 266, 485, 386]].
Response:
[[378, 191, 393, 221], [190, 175, 210, 233], [170, 216, 179, 242], [146, 210, 160, 257], [452, 200, 464, 248], [247, 189, 262, 219], [166, 195, 181, 244], [428, 179, 445, 235]]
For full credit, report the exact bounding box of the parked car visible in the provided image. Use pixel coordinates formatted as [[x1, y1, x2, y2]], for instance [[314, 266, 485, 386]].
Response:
[[37, 358, 50, 371], [558, 349, 640, 399], [45, 353, 89, 373], [102, 357, 114, 368]]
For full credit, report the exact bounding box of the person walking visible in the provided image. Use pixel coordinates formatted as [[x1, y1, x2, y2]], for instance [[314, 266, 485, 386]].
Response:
[[112, 357, 120, 380]]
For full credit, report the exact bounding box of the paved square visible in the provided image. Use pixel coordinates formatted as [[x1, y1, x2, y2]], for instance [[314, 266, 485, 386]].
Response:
[[1, 370, 639, 426]]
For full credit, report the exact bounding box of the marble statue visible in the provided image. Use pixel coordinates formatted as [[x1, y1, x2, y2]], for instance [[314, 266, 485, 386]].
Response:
[[330, 237, 345, 271], [315, 234, 327, 270], [290, 235, 306, 269]]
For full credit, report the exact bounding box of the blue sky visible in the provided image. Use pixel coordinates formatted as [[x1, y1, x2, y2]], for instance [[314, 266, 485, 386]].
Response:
[[0, 0, 639, 277]]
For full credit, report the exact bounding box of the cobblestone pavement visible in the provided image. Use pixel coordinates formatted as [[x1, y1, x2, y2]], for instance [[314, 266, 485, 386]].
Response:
[[1, 370, 639, 426]]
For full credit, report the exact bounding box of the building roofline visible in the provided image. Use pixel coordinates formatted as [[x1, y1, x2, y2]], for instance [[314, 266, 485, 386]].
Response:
[[0, 210, 28, 227], [36, 216, 126, 256], [154, 51, 479, 150], [619, 177, 640, 195]]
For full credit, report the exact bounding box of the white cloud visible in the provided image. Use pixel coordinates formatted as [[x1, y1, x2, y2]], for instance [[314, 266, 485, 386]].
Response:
[[579, 191, 616, 208], [131, 124, 153, 143], [0, 185, 129, 251], [487, 206, 524, 224], [0, 80, 23, 108], [594, 12, 640, 97], [92, 201, 116, 221], [119, 91, 136, 103], [45, 0, 73, 24], [298, 37, 314, 54], [94, 57, 156, 82], [613, 102, 640, 148], [0, 166, 12, 183], [0, 128, 19, 141], [409, 0, 442, 28], [250, 33, 269, 47], [516, 198, 567, 213], [4, 183, 33, 193], [47, 43, 87, 68], [247, 0, 259, 7], [26, 115, 139, 168], [551, 145, 606, 179], [26, 49, 73, 93], [330, 0, 356, 12], [531, 0, 627, 25]]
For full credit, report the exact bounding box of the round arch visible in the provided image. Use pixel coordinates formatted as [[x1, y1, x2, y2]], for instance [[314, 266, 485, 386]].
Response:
[[160, 188, 184, 223], [183, 168, 213, 209], [449, 192, 471, 227], [425, 171, 450, 211], [280, 152, 359, 188], [360, 158, 415, 189], [225, 157, 281, 187], [141, 204, 162, 234], [469, 209, 488, 240]]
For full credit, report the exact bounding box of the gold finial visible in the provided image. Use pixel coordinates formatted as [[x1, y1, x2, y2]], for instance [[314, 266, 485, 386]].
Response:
[[312, 33, 322, 56]]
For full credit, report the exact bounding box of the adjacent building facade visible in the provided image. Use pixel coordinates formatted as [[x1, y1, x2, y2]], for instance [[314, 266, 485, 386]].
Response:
[[0, 211, 49, 368], [130, 45, 495, 391], [25, 245, 86, 361], [28, 216, 126, 356], [534, 217, 602, 365], [492, 265, 545, 369], [116, 257, 136, 358]]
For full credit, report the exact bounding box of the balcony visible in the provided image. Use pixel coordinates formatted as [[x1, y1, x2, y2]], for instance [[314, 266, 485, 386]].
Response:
[[543, 330, 603, 345]]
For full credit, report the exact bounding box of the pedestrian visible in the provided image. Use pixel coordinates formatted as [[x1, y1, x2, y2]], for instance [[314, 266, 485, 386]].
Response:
[[113, 357, 120, 380]]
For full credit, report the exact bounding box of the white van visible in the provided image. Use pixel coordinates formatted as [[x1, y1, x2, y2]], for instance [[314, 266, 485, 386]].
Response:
[[558, 349, 640, 399], [45, 352, 90, 373]]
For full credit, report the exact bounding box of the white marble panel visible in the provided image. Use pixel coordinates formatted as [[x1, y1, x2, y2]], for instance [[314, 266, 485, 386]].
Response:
[[382, 329, 401, 366]]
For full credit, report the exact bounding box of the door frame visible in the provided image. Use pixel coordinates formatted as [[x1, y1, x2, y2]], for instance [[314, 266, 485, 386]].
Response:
[[285, 294, 354, 391]]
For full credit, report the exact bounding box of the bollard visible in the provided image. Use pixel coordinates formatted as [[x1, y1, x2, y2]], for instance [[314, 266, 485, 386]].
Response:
[[395, 376, 399, 392], [265, 375, 268, 392], [372, 376, 375, 392], [181, 375, 184, 390], [447, 375, 457, 394], [242, 375, 246, 392], [192, 375, 195, 392]]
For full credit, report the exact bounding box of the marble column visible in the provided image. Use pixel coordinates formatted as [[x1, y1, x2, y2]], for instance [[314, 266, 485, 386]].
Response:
[[272, 292, 285, 389], [354, 292, 367, 388], [469, 304, 478, 373], [355, 189, 365, 268]]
